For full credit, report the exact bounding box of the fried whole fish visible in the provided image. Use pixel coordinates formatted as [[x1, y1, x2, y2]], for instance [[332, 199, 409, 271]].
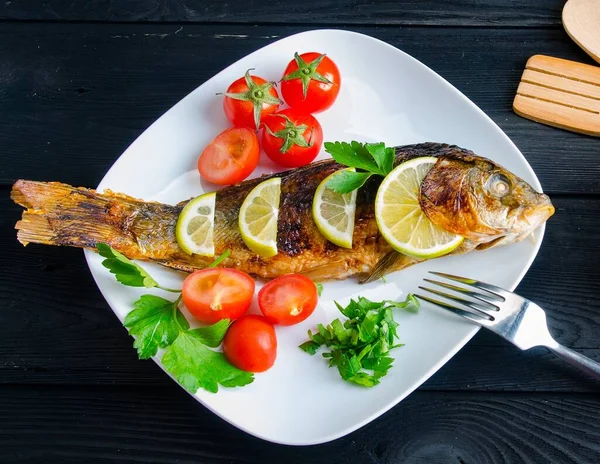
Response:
[[11, 143, 554, 283]]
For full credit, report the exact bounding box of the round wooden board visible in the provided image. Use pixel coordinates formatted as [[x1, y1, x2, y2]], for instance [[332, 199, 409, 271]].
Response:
[[563, 0, 600, 64]]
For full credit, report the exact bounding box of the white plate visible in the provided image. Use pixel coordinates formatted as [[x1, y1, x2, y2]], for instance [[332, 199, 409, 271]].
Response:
[[84, 29, 546, 445]]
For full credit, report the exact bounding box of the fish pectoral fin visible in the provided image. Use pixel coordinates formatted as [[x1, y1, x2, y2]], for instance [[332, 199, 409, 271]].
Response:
[[359, 250, 422, 284]]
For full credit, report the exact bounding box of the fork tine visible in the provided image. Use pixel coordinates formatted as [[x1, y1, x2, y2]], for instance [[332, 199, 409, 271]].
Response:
[[429, 271, 508, 301], [415, 294, 492, 326], [418, 286, 495, 319], [423, 278, 500, 309]]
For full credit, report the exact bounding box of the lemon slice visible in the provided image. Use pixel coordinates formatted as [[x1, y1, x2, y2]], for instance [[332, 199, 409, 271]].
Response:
[[239, 177, 281, 257], [312, 168, 357, 248], [375, 157, 463, 259], [176, 192, 216, 256]]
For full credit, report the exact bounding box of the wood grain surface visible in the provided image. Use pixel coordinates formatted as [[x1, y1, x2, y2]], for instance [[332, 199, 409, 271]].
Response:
[[0, 386, 598, 464], [1, 3, 600, 463], [0, 0, 565, 26]]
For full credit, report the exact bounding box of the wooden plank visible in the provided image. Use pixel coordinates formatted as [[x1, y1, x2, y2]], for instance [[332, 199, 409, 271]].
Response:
[[2, 193, 600, 391], [0, 0, 565, 26], [0, 385, 598, 463], [0, 23, 598, 194]]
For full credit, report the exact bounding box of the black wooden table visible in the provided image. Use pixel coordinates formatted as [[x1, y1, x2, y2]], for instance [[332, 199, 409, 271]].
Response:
[[1, 1, 599, 463]]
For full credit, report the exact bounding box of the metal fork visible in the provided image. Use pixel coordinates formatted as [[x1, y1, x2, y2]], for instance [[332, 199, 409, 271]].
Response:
[[416, 271, 600, 380]]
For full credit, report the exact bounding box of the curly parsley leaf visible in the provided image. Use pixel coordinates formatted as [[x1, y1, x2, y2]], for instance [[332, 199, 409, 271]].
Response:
[[385, 294, 420, 313], [162, 330, 254, 394], [299, 294, 419, 387], [189, 319, 231, 348], [325, 170, 373, 194], [365, 142, 395, 175], [323, 140, 396, 194], [324, 141, 380, 173], [97, 243, 159, 288], [123, 294, 188, 359]]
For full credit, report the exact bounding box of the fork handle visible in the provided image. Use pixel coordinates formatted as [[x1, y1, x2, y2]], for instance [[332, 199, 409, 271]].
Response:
[[546, 343, 600, 380]]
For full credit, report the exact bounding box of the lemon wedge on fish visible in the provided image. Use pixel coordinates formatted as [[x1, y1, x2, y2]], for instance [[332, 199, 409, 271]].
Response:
[[239, 177, 281, 258], [176, 191, 216, 256], [375, 157, 463, 259], [312, 168, 357, 248]]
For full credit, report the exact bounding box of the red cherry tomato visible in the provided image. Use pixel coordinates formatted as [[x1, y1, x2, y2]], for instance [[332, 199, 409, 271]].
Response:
[[281, 52, 341, 114], [258, 274, 319, 326], [197, 127, 260, 185], [222, 70, 281, 130], [261, 108, 323, 168], [223, 315, 277, 373], [182, 268, 255, 324]]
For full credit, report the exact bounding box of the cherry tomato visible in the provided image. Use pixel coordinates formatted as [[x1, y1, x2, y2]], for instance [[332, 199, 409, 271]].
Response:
[[261, 108, 323, 168], [258, 274, 318, 326], [222, 70, 281, 130], [197, 127, 260, 185], [281, 52, 341, 114], [182, 268, 255, 324], [223, 315, 277, 372]]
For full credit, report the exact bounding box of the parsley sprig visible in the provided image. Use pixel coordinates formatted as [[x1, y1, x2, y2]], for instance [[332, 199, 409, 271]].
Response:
[[299, 294, 419, 387], [323, 141, 396, 194], [97, 244, 253, 393]]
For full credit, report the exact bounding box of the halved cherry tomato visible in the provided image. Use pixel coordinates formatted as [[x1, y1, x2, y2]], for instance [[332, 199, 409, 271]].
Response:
[[261, 108, 323, 168], [197, 127, 260, 185], [281, 52, 341, 114], [222, 70, 281, 130], [182, 268, 255, 324], [223, 315, 277, 372], [258, 274, 318, 326]]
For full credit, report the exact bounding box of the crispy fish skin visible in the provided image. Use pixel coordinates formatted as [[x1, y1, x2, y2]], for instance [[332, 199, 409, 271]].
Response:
[[11, 143, 554, 282]]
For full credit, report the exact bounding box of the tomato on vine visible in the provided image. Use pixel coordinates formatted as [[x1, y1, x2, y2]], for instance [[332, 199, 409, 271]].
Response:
[[261, 108, 323, 168], [221, 70, 282, 130], [280, 52, 341, 114]]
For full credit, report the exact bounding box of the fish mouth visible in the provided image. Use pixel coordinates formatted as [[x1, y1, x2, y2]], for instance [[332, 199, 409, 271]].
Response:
[[476, 201, 554, 251], [524, 202, 555, 230]]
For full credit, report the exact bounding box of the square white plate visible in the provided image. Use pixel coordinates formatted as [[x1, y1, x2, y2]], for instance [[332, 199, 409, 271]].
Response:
[[84, 29, 546, 445]]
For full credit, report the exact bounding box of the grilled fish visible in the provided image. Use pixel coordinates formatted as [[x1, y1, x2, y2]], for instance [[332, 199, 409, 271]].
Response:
[[11, 143, 554, 283]]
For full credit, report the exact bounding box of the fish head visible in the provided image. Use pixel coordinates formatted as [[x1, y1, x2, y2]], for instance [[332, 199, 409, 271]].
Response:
[[419, 154, 554, 248]]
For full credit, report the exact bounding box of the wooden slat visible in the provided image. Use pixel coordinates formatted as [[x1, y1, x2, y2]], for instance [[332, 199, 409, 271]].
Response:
[[526, 54, 600, 86], [522, 69, 600, 100], [514, 94, 600, 136], [0, 386, 598, 463], [516, 81, 600, 113], [1, 24, 599, 193], [0, 0, 565, 26]]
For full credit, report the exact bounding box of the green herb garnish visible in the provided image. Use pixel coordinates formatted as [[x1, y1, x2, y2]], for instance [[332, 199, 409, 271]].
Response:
[[98, 244, 253, 393], [299, 294, 419, 387], [315, 282, 324, 297], [97, 243, 178, 292], [323, 141, 396, 194]]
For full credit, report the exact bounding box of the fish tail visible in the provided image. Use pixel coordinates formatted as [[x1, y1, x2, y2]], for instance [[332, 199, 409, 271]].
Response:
[[11, 180, 146, 258]]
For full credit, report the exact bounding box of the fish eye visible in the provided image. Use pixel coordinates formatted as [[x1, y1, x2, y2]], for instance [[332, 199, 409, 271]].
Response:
[[486, 173, 511, 197]]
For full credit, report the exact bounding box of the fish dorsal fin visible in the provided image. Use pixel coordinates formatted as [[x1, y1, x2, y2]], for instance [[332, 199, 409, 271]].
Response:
[[359, 250, 422, 284]]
